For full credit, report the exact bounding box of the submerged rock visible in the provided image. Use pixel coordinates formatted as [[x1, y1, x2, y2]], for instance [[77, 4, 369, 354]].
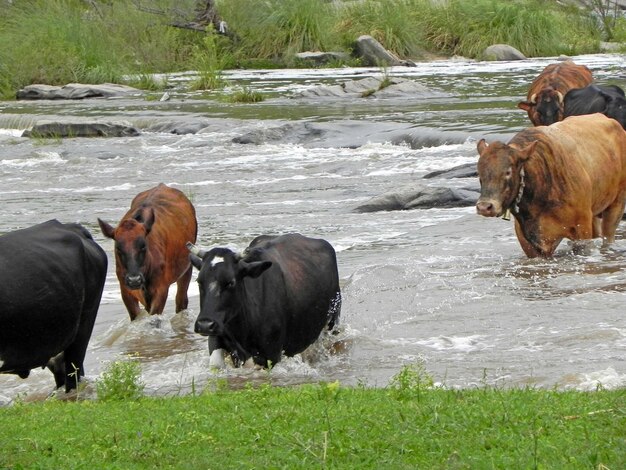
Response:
[[16, 83, 142, 100], [295, 51, 351, 66], [354, 183, 479, 212], [294, 76, 449, 100], [22, 121, 140, 138]]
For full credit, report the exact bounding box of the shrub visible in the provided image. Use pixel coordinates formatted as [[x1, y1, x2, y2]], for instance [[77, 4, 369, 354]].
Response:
[[96, 357, 145, 402]]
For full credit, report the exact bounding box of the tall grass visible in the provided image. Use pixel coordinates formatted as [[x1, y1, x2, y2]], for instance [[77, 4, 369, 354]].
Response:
[[419, 0, 601, 58], [336, 0, 430, 59], [217, 0, 341, 64], [0, 0, 203, 98]]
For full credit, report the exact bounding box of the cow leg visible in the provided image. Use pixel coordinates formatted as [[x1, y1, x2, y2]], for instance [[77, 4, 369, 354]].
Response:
[[121, 288, 142, 321], [600, 198, 626, 246], [175, 265, 193, 312], [514, 219, 543, 258], [514, 219, 562, 257], [148, 288, 169, 315]]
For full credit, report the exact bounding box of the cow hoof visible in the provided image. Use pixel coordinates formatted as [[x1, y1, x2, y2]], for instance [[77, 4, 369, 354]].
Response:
[[209, 348, 226, 369]]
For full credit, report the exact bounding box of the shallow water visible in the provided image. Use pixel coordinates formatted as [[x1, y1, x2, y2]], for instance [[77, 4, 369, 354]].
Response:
[[1, 54, 625, 404]]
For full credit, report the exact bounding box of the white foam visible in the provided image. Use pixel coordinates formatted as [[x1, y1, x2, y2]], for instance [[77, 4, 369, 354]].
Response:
[[417, 335, 492, 353]]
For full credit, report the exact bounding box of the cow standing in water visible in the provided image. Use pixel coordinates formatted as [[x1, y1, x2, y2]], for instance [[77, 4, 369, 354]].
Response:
[[564, 84, 626, 130], [0, 220, 107, 392], [476, 114, 626, 258], [188, 233, 342, 368], [98, 183, 197, 320], [517, 60, 593, 126]]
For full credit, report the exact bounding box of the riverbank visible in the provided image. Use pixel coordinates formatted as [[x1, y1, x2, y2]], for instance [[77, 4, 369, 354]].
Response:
[[1, 384, 624, 468], [1, 0, 624, 100]]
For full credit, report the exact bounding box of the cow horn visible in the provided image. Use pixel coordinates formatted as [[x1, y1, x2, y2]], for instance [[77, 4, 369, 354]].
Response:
[[529, 93, 537, 104], [186, 242, 206, 258], [556, 91, 564, 104]]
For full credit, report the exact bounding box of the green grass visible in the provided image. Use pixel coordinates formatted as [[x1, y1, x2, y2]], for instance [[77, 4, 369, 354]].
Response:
[[1, 382, 624, 468]]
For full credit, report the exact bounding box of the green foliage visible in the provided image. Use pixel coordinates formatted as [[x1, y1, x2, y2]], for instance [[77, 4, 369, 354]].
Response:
[[96, 357, 145, 402], [189, 31, 227, 91], [419, 0, 601, 58], [217, 0, 342, 62], [336, 0, 430, 59], [226, 86, 266, 103], [0, 0, 202, 96], [388, 361, 435, 396]]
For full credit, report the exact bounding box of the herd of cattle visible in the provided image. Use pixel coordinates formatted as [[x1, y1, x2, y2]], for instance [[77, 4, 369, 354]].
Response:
[[2, 59, 626, 394], [477, 59, 626, 257]]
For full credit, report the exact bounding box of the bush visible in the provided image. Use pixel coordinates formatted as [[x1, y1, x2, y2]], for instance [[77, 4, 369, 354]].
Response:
[[96, 357, 145, 402]]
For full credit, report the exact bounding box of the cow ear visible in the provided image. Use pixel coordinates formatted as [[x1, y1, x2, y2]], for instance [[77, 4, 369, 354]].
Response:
[[477, 139, 488, 155], [517, 101, 532, 111], [519, 141, 538, 161], [189, 254, 203, 270], [98, 218, 115, 239], [239, 260, 272, 279], [143, 208, 155, 234]]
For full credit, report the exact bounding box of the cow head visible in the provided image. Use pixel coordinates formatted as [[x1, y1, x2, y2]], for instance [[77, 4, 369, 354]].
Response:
[[98, 208, 155, 290], [476, 139, 537, 217], [601, 90, 626, 130], [187, 243, 272, 338], [518, 88, 564, 126]]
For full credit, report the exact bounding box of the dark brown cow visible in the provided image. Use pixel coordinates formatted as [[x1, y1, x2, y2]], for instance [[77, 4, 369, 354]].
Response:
[[517, 60, 593, 126], [98, 183, 197, 320], [476, 114, 626, 258]]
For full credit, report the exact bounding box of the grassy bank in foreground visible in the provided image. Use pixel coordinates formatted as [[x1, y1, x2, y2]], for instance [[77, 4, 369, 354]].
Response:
[[1, 384, 624, 468]]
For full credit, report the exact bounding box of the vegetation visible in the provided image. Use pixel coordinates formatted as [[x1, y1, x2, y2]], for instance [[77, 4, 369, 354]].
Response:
[[0, 362, 624, 468], [0, 0, 620, 99], [96, 356, 145, 402]]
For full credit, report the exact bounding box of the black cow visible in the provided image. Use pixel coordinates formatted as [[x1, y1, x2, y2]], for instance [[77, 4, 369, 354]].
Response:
[[0, 220, 107, 392], [564, 84, 626, 129], [188, 233, 341, 368]]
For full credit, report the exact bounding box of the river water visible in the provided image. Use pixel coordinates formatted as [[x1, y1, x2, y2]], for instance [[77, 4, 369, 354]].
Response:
[[1, 54, 625, 403]]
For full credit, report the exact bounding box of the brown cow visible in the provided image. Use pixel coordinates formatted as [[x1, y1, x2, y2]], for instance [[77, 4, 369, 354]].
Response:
[[517, 60, 593, 126], [98, 183, 197, 320], [476, 114, 626, 258]]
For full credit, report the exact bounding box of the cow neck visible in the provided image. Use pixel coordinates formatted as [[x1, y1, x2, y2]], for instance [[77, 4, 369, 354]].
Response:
[[503, 166, 526, 220]]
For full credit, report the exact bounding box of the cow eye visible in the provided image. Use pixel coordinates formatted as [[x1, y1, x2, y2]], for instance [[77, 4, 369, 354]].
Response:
[[226, 280, 236, 290], [505, 168, 512, 178]]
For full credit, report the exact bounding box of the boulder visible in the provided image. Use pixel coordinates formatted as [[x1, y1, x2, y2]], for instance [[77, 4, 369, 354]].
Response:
[[16, 83, 142, 100], [423, 162, 477, 179], [22, 121, 140, 138], [295, 76, 447, 99], [482, 44, 526, 61], [294, 51, 351, 66], [353, 35, 416, 67], [354, 184, 479, 213]]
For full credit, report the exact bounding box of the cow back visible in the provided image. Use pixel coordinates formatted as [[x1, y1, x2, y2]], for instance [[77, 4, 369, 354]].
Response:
[[513, 114, 626, 214], [244, 233, 341, 356], [0, 220, 107, 388]]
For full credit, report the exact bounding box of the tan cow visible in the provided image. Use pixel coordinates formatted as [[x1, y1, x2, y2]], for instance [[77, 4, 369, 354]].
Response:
[[476, 114, 626, 257], [518, 60, 593, 126]]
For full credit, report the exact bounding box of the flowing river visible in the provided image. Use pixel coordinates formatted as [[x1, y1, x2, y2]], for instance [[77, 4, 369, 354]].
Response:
[[1, 54, 625, 403]]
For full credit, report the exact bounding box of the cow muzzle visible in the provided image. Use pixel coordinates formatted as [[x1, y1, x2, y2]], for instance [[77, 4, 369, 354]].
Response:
[[476, 199, 501, 217], [124, 273, 145, 290], [195, 318, 220, 336]]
